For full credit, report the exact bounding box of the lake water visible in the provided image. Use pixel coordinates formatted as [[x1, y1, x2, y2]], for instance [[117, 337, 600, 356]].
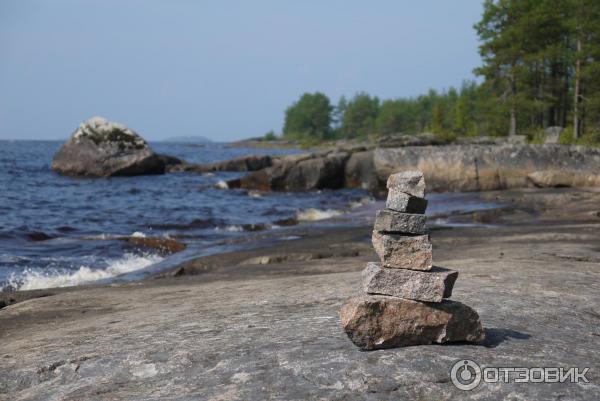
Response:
[[0, 140, 501, 291]]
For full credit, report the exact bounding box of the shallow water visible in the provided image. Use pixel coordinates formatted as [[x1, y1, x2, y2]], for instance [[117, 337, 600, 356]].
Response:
[[0, 141, 373, 290], [0, 140, 502, 291]]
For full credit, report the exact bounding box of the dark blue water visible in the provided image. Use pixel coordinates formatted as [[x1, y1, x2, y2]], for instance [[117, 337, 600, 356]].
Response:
[[0, 140, 502, 291], [0, 141, 375, 290]]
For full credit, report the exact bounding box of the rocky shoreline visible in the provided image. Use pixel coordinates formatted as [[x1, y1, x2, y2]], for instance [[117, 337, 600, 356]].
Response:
[[1, 187, 599, 400], [49, 119, 600, 196], [221, 144, 600, 193]]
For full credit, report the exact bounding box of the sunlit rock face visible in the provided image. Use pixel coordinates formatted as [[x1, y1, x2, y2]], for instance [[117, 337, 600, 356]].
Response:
[[52, 116, 165, 177]]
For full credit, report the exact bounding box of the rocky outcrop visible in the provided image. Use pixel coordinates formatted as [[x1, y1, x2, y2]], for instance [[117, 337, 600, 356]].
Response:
[[526, 170, 578, 188], [373, 144, 600, 192], [168, 155, 273, 173], [52, 117, 165, 177], [231, 144, 600, 193], [375, 132, 450, 147], [156, 154, 185, 169], [284, 152, 349, 190], [229, 152, 350, 191], [343, 151, 381, 192]]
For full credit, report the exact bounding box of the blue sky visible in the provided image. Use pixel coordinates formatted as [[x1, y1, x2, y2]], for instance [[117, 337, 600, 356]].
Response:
[[0, 0, 484, 141]]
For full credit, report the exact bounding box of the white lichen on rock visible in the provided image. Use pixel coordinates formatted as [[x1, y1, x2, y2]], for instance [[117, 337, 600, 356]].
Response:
[[73, 116, 147, 150], [52, 116, 164, 176]]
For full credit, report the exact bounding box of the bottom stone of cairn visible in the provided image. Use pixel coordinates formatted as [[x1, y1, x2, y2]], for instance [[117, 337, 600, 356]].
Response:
[[339, 295, 485, 350]]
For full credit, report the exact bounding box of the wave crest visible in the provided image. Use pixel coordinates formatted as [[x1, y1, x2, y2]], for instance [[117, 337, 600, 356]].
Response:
[[296, 208, 342, 221], [7, 252, 163, 291]]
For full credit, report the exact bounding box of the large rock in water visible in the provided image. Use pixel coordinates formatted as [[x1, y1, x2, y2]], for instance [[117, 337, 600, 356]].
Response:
[[344, 151, 381, 193], [52, 117, 165, 177], [339, 295, 485, 350], [281, 152, 349, 190], [168, 155, 273, 173], [230, 152, 350, 191]]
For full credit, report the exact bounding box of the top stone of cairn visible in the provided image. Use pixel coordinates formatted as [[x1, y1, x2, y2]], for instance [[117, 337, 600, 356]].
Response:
[[386, 170, 426, 198]]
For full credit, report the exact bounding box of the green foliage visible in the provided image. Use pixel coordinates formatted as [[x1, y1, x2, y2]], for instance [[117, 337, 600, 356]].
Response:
[[473, 0, 600, 139], [263, 130, 277, 141], [528, 129, 546, 144], [339, 92, 380, 138], [277, 0, 600, 146], [558, 127, 600, 146], [375, 100, 410, 135], [283, 92, 333, 141]]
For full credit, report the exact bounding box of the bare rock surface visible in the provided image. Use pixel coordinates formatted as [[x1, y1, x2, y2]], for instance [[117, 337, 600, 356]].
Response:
[[362, 262, 457, 302], [1, 188, 600, 400], [372, 231, 433, 270], [51, 117, 165, 177], [168, 154, 273, 173], [344, 151, 380, 193], [232, 144, 600, 193], [374, 144, 600, 192], [373, 209, 427, 234], [229, 152, 349, 191], [340, 295, 484, 350]]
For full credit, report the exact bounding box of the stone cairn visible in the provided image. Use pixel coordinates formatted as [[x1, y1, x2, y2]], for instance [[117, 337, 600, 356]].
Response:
[[339, 170, 485, 350]]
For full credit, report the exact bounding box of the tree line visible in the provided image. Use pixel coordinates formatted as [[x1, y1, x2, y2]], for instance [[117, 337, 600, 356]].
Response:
[[277, 0, 600, 145]]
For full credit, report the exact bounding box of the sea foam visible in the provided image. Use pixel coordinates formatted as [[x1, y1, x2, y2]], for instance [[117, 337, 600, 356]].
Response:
[[296, 208, 342, 221], [8, 252, 163, 291]]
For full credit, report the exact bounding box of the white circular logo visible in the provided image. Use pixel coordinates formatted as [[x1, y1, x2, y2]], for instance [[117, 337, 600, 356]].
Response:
[[450, 359, 482, 391]]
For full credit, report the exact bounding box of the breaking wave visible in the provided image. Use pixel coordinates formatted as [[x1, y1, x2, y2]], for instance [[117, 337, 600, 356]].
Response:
[[296, 208, 343, 221], [7, 252, 163, 291]]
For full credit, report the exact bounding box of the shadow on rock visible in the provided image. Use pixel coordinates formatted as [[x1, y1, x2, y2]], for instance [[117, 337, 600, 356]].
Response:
[[480, 328, 531, 348]]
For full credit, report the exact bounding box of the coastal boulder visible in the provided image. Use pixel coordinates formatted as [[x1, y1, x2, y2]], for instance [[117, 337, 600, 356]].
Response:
[[52, 117, 165, 177], [344, 151, 381, 193], [171, 155, 273, 173], [285, 152, 350, 190], [527, 170, 574, 188]]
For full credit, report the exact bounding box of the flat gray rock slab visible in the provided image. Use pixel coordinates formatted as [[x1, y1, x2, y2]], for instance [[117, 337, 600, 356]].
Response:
[[339, 295, 484, 350], [1, 217, 600, 400], [374, 209, 427, 234], [372, 231, 433, 270], [386, 170, 426, 198], [362, 262, 458, 302], [386, 189, 428, 213]]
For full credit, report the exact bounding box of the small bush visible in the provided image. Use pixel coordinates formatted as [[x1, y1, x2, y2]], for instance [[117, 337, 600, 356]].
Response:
[[558, 127, 600, 147], [263, 130, 277, 141]]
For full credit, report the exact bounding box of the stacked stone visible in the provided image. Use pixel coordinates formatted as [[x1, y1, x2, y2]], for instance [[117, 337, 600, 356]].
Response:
[[340, 171, 485, 350]]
